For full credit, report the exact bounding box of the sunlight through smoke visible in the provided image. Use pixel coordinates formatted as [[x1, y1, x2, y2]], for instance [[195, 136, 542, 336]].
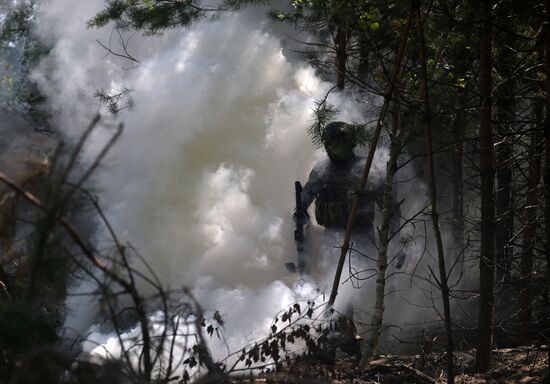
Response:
[[33, 0, 437, 365]]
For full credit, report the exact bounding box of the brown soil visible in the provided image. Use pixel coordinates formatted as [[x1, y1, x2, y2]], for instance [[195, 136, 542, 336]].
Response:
[[229, 346, 549, 383]]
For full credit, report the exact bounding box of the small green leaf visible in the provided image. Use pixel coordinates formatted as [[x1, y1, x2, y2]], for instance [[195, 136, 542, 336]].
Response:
[[370, 21, 380, 30]]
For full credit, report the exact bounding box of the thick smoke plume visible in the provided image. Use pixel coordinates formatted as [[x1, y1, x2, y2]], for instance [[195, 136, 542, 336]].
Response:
[[32, 0, 449, 361]]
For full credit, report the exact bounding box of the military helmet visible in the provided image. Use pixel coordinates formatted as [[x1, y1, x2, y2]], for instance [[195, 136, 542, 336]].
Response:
[[321, 121, 357, 162]]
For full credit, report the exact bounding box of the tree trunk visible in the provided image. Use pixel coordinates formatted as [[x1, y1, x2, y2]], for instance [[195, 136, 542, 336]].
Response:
[[519, 91, 543, 332], [416, 6, 454, 382], [495, 99, 513, 285], [475, 0, 495, 372], [359, 101, 401, 368], [495, 109, 513, 286], [452, 89, 467, 265], [335, 24, 348, 89], [358, 32, 369, 80], [543, 2, 550, 377], [494, 10, 515, 285]]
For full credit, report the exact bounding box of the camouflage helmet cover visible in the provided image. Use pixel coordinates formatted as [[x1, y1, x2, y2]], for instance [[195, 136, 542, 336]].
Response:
[[321, 121, 357, 162]]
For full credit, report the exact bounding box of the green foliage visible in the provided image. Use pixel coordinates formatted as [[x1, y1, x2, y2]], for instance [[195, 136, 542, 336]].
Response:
[[358, 6, 381, 30], [0, 1, 35, 107], [0, 0, 49, 115], [268, 0, 341, 26], [308, 99, 372, 149], [308, 100, 339, 148], [0, 1, 34, 46], [0, 302, 57, 353], [88, 0, 266, 34], [350, 122, 373, 148], [88, 0, 204, 33]]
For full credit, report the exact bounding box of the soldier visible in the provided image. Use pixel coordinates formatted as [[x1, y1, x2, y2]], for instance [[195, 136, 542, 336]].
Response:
[[295, 121, 401, 247], [293, 121, 404, 362]]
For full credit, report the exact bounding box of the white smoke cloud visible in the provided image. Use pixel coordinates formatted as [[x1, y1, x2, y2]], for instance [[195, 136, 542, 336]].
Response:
[[32, 0, 448, 365]]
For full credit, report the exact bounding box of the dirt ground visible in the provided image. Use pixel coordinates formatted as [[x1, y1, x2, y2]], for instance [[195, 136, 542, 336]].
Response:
[[229, 346, 549, 383]]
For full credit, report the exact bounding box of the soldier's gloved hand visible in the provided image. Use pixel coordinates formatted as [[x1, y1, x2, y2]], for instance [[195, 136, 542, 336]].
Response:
[[293, 209, 310, 226]]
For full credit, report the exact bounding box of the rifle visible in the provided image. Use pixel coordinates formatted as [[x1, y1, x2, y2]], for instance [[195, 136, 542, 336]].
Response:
[[286, 181, 307, 274]]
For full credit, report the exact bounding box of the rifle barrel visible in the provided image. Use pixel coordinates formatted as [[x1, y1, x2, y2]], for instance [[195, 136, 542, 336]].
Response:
[[295, 181, 302, 211]]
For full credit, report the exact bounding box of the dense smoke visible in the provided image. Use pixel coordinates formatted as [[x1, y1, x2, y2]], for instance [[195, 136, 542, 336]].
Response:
[[31, 0, 450, 362]]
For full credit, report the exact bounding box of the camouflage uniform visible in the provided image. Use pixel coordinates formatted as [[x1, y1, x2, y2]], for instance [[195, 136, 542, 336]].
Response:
[[300, 156, 400, 236], [296, 121, 403, 363], [299, 123, 400, 240]]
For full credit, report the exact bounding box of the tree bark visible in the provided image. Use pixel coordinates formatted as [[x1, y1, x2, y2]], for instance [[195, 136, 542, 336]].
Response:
[[544, 0, 550, 318], [519, 90, 543, 331], [335, 24, 348, 89], [359, 101, 401, 369], [416, 5, 455, 382], [475, 0, 495, 372], [495, 107, 513, 285], [543, 2, 550, 377], [358, 31, 370, 80], [494, 9, 515, 284], [452, 90, 466, 246]]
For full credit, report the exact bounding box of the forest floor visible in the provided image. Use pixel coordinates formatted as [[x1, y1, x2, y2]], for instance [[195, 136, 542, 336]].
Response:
[[230, 346, 549, 383]]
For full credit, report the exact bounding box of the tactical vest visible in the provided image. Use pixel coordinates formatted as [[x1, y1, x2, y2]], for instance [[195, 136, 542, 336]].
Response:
[[315, 181, 353, 228], [314, 181, 378, 229]]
